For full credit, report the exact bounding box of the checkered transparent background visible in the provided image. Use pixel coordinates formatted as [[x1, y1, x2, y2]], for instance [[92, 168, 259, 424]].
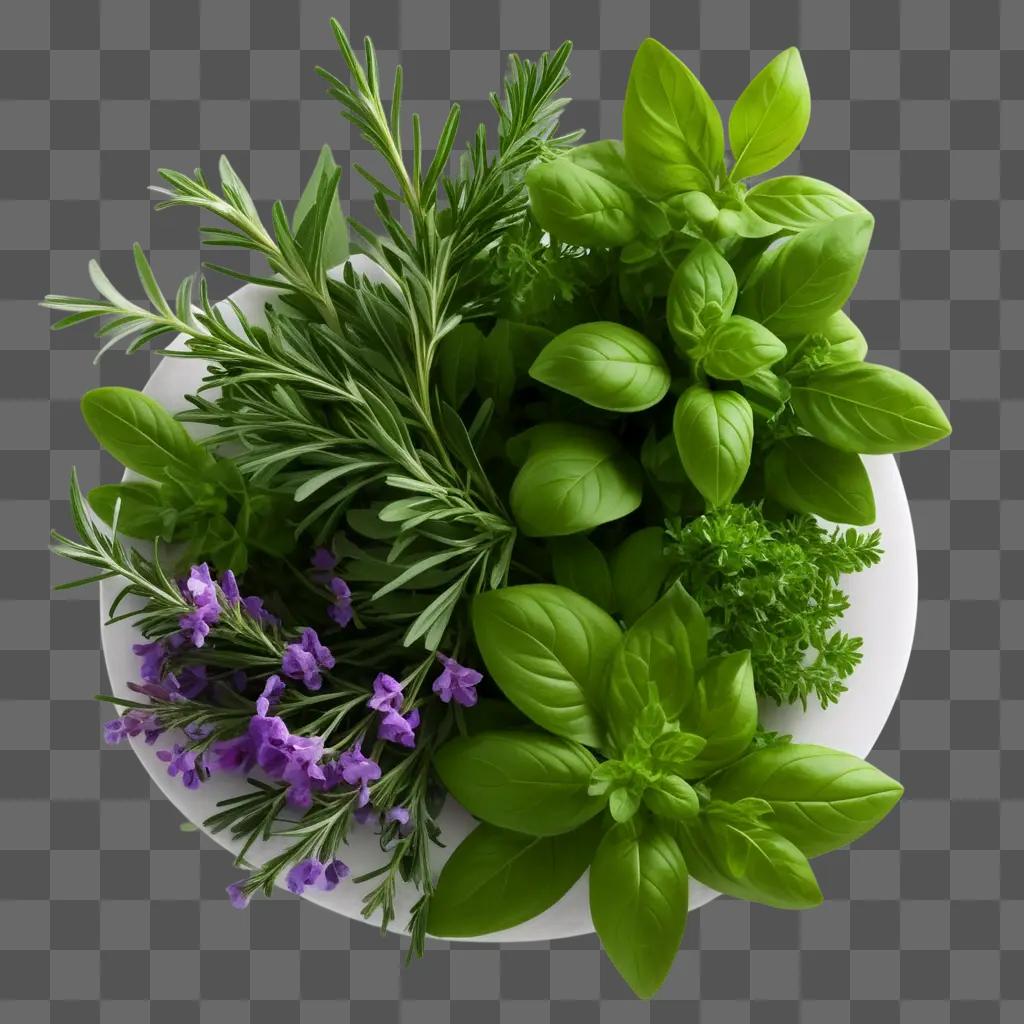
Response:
[[0, 0, 1019, 1020]]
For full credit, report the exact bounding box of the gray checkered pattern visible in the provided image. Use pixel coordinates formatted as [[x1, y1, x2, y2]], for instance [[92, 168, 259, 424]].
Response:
[[0, 0, 1016, 1018]]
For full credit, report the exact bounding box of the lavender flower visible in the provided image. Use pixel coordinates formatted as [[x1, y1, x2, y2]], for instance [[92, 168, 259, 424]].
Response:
[[327, 577, 354, 628], [432, 654, 483, 708], [368, 672, 404, 713], [378, 707, 420, 748], [103, 709, 162, 746], [157, 744, 202, 789], [208, 733, 254, 773], [226, 881, 250, 910], [285, 857, 349, 896], [186, 563, 219, 609], [282, 628, 335, 691], [132, 640, 166, 684], [179, 603, 219, 648], [337, 741, 381, 807], [384, 806, 413, 837], [310, 547, 337, 584], [256, 675, 285, 718], [219, 568, 241, 605], [242, 595, 279, 627]]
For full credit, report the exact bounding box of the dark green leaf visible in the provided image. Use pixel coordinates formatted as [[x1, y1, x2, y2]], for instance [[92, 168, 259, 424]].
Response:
[[550, 535, 615, 613], [293, 144, 349, 270], [88, 482, 176, 540], [610, 526, 674, 626]]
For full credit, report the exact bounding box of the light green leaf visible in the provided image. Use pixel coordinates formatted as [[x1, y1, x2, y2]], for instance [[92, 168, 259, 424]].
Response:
[[471, 584, 621, 747], [672, 385, 753, 507], [88, 482, 176, 540], [530, 321, 670, 412], [701, 316, 787, 380], [623, 38, 724, 197], [643, 775, 701, 822], [293, 144, 349, 270], [765, 436, 876, 525], [667, 241, 738, 348], [745, 175, 868, 232], [729, 48, 811, 180]]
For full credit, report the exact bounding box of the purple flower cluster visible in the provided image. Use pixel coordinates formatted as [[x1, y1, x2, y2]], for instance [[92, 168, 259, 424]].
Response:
[[157, 744, 202, 789], [226, 856, 349, 910], [333, 740, 381, 808], [311, 548, 354, 628], [368, 673, 420, 748], [103, 708, 162, 746], [282, 628, 335, 691], [432, 653, 482, 707], [179, 563, 221, 647]]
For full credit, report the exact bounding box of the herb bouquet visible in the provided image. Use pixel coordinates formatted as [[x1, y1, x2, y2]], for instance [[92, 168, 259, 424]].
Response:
[[48, 25, 949, 998]]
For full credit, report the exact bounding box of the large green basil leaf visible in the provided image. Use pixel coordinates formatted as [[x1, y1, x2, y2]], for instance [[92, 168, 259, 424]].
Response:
[[710, 743, 904, 857], [434, 730, 604, 836], [526, 155, 638, 247], [790, 362, 952, 454], [607, 582, 706, 744], [737, 213, 874, 334], [745, 175, 868, 232], [81, 387, 214, 482], [510, 430, 643, 537], [292, 144, 349, 271], [623, 38, 724, 198], [550, 535, 615, 613], [566, 139, 637, 192], [676, 651, 757, 777], [667, 241, 738, 349], [793, 309, 868, 364], [610, 526, 674, 626], [589, 819, 689, 999], [729, 48, 810, 180], [471, 584, 621, 746], [530, 321, 671, 412], [765, 436, 876, 525], [88, 482, 177, 540], [678, 814, 822, 909], [701, 316, 787, 381], [427, 817, 604, 937], [672, 385, 753, 507]]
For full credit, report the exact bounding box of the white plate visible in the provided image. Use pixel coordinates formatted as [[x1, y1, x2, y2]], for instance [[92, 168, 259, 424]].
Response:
[[99, 261, 917, 942]]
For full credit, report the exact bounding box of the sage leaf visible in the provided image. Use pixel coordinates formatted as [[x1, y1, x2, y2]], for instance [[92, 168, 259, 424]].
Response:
[[589, 819, 689, 999], [471, 584, 621, 747], [672, 385, 753, 507], [81, 387, 213, 483], [745, 175, 868, 232], [790, 362, 952, 454], [530, 321, 671, 412], [667, 241, 738, 349], [293, 144, 349, 271], [765, 436, 876, 525], [88, 482, 176, 540], [701, 316, 787, 380], [729, 48, 811, 180], [710, 743, 904, 857], [427, 817, 603, 937], [737, 213, 874, 334], [434, 730, 604, 836], [510, 430, 643, 537], [623, 38, 724, 197]]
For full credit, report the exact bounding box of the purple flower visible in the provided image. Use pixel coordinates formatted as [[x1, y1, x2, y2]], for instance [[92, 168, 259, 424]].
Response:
[[242, 595, 279, 627], [157, 744, 202, 789], [310, 547, 337, 584], [208, 733, 255, 773], [285, 857, 349, 896], [179, 602, 219, 648], [432, 654, 483, 708], [132, 640, 166, 684], [186, 563, 219, 609], [220, 569, 241, 606], [378, 707, 420, 749], [184, 721, 214, 742], [226, 881, 250, 910], [353, 802, 377, 825], [256, 675, 285, 718], [103, 709, 162, 746], [282, 628, 334, 691], [176, 664, 209, 700], [385, 806, 410, 827], [338, 741, 381, 807], [368, 673, 404, 713], [327, 577, 354, 628]]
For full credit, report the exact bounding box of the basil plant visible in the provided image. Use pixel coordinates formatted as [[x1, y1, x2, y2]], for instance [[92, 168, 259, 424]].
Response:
[[426, 583, 902, 998], [509, 40, 950, 529]]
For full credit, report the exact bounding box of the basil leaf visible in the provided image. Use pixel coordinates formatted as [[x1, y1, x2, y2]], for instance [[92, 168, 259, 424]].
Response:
[[526, 155, 638, 247], [765, 436, 876, 525], [677, 650, 757, 777], [550, 535, 615, 613], [784, 309, 867, 365], [710, 743, 904, 857], [566, 139, 637, 193], [643, 775, 701, 822], [434, 730, 604, 836], [667, 241, 738, 349], [530, 321, 671, 412], [463, 698, 533, 736], [623, 38, 724, 198], [589, 819, 689, 999], [672, 385, 753, 507], [427, 817, 604, 937], [737, 213, 874, 334], [607, 582, 706, 743], [715, 202, 778, 239], [678, 815, 822, 909], [610, 526, 673, 626], [81, 386, 214, 483], [510, 430, 643, 537], [293, 144, 349, 271], [741, 367, 791, 419], [790, 362, 951, 454], [437, 323, 483, 409], [701, 316, 787, 381], [88, 482, 177, 540], [745, 175, 868, 232], [729, 48, 810, 180], [471, 584, 621, 746]]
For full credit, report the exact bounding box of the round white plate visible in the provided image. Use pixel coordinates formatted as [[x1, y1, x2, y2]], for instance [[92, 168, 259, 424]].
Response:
[[99, 262, 917, 942]]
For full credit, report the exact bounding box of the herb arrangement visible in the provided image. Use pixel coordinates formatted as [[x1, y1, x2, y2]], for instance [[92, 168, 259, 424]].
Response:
[[48, 26, 948, 998]]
